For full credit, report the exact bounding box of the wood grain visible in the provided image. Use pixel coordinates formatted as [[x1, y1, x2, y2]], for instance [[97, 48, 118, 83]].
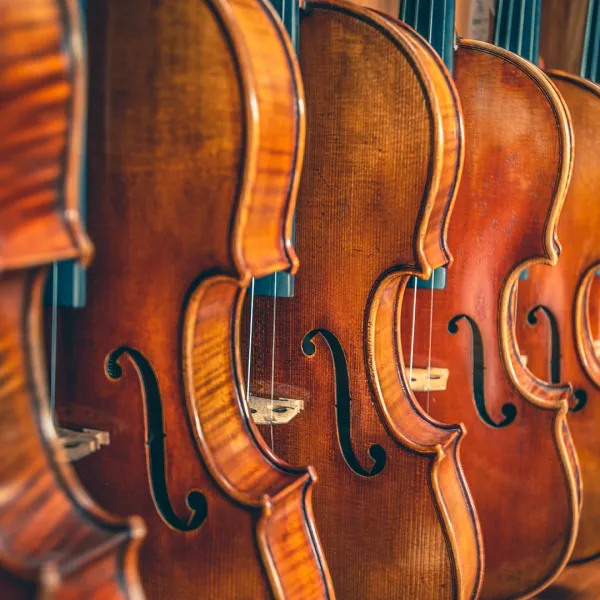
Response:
[[516, 72, 600, 566], [0, 0, 146, 597], [246, 3, 484, 598], [401, 39, 580, 599], [54, 0, 336, 597]]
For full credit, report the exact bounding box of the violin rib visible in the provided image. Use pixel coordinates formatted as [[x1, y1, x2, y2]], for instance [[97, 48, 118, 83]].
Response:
[[55, 0, 334, 597], [517, 71, 600, 565], [247, 2, 483, 597], [402, 38, 579, 599], [0, 0, 145, 597]]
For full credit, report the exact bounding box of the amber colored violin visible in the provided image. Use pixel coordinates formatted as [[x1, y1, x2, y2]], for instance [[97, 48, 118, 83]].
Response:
[[0, 0, 146, 597], [53, 0, 334, 597], [399, 0, 580, 597], [517, 0, 600, 567], [245, 1, 483, 597]]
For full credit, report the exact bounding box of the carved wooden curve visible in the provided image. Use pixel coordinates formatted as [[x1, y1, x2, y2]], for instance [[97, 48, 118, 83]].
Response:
[[0, 0, 146, 597], [246, 4, 483, 598], [53, 0, 334, 597], [516, 71, 600, 565], [401, 40, 581, 599]]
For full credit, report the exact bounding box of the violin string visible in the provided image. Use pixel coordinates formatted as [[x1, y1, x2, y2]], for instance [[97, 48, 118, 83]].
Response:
[[426, 269, 435, 414], [245, 278, 255, 403], [409, 276, 418, 383], [513, 277, 519, 325], [50, 261, 58, 422], [517, 0, 525, 57], [269, 272, 278, 451], [506, 0, 514, 51], [428, 0, 434, 56]]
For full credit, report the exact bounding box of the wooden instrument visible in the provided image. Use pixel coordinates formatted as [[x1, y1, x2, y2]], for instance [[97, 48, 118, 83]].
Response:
[[516, 0, 600, 567], [0, 0, 146, 597], [246, 1, 484, 597], [399, 0, 580, 597], [54, 0, 335, 597]]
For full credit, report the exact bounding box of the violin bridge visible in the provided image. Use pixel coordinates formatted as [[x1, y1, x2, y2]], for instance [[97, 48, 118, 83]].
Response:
[[409, 367, 449, 392], [248, 395, 304, 425], [594, 340, 600, 357], [58, 427, 110, 462]]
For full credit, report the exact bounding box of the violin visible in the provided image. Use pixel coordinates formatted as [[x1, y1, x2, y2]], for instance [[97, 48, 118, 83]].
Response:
[[399, 0, 580, 597], [54, 0, 335, 597], [245, 1, 484, 597], [0, 0, 145, 597], [516, 0, 600, 567]]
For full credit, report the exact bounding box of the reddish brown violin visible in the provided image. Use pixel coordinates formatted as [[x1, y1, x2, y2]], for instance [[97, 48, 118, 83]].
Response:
[[517, 0, 600, 567], [245, 1, 483, 597], [0, 0, 145, 597], [54, 0, 334, 597], [399, 0, 580, 597]]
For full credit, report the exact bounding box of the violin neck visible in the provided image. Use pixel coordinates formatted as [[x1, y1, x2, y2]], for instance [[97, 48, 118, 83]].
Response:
[[493, 0, 541, 65], [582, 0, 600, 81], [399, 0, 455, 72]]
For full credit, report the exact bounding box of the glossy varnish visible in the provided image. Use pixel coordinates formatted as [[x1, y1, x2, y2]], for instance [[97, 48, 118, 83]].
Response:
[[517, 72, 600, 565], [55, 0, 334, 597], [247, 3, 483, 598], [0, 0, 146, 597], [401, 39, 579, 599]]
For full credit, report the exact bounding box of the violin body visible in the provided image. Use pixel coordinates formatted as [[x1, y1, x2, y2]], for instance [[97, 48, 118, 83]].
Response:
[[54, 0, 335, 598], [247, 3, 483, 598], [401, 40, 579, 599], [0, 0, 145, 597], [517, 71, 600, 564]]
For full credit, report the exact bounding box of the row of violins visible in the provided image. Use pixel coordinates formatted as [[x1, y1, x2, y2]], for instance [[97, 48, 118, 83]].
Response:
[[2, 0, 600, 598]]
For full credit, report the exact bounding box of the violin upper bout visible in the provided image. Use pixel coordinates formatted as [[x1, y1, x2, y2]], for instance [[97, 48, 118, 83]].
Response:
[[454, 39, 573, 267], [384, 17, 465, 272], [221, 0, 304, 281]]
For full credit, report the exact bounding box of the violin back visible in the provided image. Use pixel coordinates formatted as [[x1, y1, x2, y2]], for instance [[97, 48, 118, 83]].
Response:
[[0, 0, 146, 597], [402, 39, 579, 598], [246, 3, 483, 597], [55, 0, 335, 597]]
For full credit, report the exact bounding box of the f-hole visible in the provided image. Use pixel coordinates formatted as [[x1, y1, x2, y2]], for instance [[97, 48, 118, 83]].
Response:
[[448, 315, 517, 428], [302, 329, 386, 477], [106, 347, 208, 531], [527, 305, 561, 384]]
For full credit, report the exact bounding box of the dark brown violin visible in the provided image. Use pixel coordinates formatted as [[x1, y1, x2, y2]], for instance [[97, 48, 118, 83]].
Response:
[[0, 0, 145, 597], [517, 0, 600, 567], [399, 0, 580, 597], [245, 1, 483, 597], [54, 0, 334, 597]]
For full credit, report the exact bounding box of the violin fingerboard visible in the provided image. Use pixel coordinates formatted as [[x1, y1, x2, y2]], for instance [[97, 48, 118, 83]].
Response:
[[399, 0, 455, 72], [493, 0, 541, 64], [582, 0, 600, 81]]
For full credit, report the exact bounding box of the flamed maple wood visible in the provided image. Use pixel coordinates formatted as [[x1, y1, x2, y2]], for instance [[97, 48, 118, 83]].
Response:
[[517, 72, 600, 565], [401, 39, 580, 599], [54, 0, 335, 598], [0, 0, 146, 598], [246, 3, 484, 598]]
